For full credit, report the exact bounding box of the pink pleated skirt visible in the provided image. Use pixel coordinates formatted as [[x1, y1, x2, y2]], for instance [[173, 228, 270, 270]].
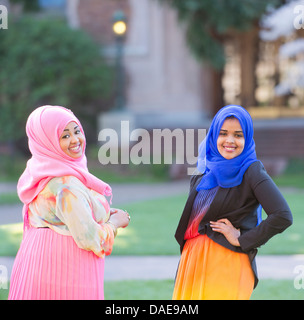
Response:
[[8, 228, 105, 300]]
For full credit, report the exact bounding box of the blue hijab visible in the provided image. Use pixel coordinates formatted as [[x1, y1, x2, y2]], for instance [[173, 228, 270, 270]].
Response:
[[197, 105, 262, 224]]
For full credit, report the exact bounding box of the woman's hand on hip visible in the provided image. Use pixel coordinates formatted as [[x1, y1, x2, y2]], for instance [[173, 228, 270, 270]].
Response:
[[210, 218, 240, 247]]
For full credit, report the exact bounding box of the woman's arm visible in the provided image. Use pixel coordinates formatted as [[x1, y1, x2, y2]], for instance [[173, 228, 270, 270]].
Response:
[[210, 164, 293, 251], [238, 168, 293, 252], [55, 185, 115, 258]]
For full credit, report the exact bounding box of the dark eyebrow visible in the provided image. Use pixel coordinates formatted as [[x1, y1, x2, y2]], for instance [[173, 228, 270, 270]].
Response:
[[220, 129, 243, 133], [63, 125, 79, 132]]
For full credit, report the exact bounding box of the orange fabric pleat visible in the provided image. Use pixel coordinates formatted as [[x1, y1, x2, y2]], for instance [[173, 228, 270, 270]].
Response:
[[173, 235, 254, 300]]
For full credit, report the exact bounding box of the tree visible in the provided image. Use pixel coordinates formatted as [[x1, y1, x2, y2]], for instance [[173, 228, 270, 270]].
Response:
[[260, 0, 304, 106], [10, 0, 40, 12], [161, 0, 282, 113], [0, 17, 114, 147], [163, 0, 281, 69]]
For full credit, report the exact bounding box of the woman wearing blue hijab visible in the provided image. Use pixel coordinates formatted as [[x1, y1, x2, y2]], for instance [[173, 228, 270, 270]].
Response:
[[173, 105, 293, 300]]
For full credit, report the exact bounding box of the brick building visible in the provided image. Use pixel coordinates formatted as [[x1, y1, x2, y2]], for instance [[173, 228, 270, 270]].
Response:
[[66, 0, 212, 128]]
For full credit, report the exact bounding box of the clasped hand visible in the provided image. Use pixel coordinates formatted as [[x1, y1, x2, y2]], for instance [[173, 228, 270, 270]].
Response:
[[109, 208, 130, 229], [210, 219, 240, 247]]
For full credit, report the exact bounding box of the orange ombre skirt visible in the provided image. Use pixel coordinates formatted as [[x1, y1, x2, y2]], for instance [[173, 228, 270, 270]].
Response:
[[172, 235, 254, 300]]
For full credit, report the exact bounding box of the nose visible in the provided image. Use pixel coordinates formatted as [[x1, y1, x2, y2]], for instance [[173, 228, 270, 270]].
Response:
[[70, 134, 79, 144], [226, 134, 235, 144]]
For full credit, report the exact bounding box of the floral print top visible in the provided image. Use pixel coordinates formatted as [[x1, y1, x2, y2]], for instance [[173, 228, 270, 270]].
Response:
[[28, 176, 114, 258]]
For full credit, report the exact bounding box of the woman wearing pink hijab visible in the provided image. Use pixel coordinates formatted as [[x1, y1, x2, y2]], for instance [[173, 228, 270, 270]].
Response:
[[8, 105, 130, 300]]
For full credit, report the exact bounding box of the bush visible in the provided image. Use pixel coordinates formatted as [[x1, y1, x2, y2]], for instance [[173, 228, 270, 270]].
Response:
[[0, 16, 114, 143]]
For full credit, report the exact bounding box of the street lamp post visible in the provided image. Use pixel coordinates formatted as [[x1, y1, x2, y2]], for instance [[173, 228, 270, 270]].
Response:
[[112, 10, 127, 111]]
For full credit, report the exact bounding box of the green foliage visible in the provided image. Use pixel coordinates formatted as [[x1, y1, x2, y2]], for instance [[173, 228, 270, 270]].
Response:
[[0, 16, 114, 143], [10, 0, 40, 12], [162, 0, 281, 69]]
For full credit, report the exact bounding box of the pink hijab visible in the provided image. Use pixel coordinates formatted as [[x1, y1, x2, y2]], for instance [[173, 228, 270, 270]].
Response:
[[18, 105, 112, 230]]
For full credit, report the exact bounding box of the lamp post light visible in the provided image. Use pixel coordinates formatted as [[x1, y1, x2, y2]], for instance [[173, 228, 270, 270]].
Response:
[[112, 10, 127, 111]]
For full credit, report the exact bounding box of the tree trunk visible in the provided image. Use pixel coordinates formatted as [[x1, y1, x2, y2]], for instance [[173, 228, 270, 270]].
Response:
[[211, 69, 224, 115], [239, 28, 259, 108]]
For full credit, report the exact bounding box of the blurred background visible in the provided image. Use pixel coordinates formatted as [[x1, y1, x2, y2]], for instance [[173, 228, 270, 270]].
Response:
[[0, 0, 304, 181], [0, 0, 304, 300]]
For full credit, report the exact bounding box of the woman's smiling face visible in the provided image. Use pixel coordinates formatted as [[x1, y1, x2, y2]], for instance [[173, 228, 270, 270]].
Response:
[[217, 117, 245, 160], [59, 121, 85, 159]]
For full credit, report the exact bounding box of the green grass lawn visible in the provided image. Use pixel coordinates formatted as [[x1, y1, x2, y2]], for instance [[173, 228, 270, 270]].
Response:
[[0, 191, 303, 256], [273, 158, 304, 189], [0, 193, 20, 205], [0, 193, 187, 257], [1, 279, 303, 300], [104, 278, 304, 300], [0, 223, 23, 256]]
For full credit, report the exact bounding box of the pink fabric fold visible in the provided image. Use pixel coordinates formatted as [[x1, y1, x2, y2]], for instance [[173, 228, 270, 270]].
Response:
[[17, 105, 112, 231], [8, 228, 105, 300]]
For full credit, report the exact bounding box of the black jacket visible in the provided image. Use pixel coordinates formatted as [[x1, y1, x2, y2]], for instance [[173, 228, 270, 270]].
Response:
[[175, 161, 293, 288]]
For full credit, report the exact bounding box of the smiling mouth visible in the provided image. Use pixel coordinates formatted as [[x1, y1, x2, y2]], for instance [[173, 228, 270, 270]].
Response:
[[69, 144, 82, 153], [223, 146, 237, 152]]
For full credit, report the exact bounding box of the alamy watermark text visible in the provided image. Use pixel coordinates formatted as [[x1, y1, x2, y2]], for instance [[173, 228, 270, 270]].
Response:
[[98, 121, 205, 175], [0, 5, 8, 30]]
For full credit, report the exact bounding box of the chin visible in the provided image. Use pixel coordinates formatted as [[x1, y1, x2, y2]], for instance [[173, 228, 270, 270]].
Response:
[[220, 150, 240, 160], [68, 151, 83, 159]]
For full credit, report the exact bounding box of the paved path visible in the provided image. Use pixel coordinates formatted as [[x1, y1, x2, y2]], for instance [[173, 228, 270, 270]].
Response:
[[0, 182, 17, 194], [104, 254, 304, 281], [1, 254, 303, 281]]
